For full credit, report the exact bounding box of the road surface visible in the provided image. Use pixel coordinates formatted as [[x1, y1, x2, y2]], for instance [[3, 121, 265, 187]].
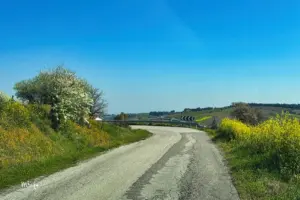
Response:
[[0, 126, 239, 200]]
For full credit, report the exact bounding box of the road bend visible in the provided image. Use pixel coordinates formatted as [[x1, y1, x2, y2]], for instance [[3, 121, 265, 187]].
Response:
[[0, 126, 239, 200]]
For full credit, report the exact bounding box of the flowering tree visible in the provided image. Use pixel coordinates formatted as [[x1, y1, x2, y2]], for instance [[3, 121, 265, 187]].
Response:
[[14, 66, 94, 128]]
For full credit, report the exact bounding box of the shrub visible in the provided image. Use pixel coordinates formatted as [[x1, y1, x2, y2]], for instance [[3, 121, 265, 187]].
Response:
[[0, 101, 31, 128], [219, 118, 251, 140], [231, 103, 263, 125]]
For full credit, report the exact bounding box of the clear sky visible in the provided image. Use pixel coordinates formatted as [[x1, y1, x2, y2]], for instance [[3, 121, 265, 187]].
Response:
[[0, 0, 300, 113]]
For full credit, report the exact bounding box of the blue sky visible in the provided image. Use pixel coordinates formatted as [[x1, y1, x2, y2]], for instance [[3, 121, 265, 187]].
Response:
[[1, 0, 300, 113]]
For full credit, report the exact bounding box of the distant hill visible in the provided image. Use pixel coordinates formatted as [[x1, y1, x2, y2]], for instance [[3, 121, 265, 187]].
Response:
[[124, 103, 300, 127]]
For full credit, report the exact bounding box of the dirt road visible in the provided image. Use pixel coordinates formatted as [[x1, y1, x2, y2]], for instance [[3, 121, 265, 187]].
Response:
[[0, 126, 239, 200]]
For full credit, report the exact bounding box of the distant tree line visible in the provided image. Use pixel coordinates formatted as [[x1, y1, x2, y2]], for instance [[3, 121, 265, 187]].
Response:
[[247, 103, 300, 109], [149, 110, 176, 116], [183, 106, 233, 112], [183, 107, 214, 112]]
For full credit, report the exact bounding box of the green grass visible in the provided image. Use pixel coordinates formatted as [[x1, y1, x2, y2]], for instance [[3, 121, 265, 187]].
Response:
[[196, 116, 212, 122], [205, 129, 300, 200], [0, 123, 152, 190]]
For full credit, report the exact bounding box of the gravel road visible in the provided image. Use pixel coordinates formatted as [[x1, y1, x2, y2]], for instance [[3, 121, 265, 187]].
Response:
[[0, 126, 239, 200]]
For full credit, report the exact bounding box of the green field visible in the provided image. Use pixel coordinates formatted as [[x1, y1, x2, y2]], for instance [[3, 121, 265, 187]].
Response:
[[131, 105, 300, 128], [167, 107, 234, 126]]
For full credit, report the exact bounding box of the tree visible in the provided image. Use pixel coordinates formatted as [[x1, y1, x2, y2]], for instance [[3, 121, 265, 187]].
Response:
[[114, 112, 128, 121], [14, 66, 94, 128], [89, 87, 107, 118], [231, 103, 263, 125]]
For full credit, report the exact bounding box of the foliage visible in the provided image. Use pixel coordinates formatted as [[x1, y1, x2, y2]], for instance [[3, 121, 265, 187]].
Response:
[[0, 91, 9, 104], [59, 120, 109, 150], [248, 103, 300, 109], [184, 107, 215, 112], [0, 91, 10, 112], [89, 87, 107, 118], [14, 66, 94, 128], [149, 111, 171, 116], [114, 112, 128, 121], [231, 103, 263, 125], [217, 141, 300, 200], [0, 101, 31, 128], [196, 116, 212, 122], [219, 118, 251, 140], [219, 113, 300, 179], [27, 104, 51, 120]]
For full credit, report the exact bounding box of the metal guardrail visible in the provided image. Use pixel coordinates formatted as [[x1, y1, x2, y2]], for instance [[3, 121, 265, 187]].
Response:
[[102, 119, 206, 128]]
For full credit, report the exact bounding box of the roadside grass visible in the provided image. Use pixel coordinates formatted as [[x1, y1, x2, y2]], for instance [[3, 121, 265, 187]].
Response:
[[0, 121, 152, 190], [204, 129, 300, 200]]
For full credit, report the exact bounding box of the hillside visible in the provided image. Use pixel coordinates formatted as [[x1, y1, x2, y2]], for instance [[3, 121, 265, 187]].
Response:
[[150, 104, 300, 127]]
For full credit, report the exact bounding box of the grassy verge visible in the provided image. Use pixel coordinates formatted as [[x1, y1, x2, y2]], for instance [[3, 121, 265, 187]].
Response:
[[205, 129, 300, 200], [0, 123, 152, 190]]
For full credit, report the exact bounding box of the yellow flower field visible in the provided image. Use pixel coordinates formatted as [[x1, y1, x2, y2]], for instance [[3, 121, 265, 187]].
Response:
[[219, 113, 300, 178]]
